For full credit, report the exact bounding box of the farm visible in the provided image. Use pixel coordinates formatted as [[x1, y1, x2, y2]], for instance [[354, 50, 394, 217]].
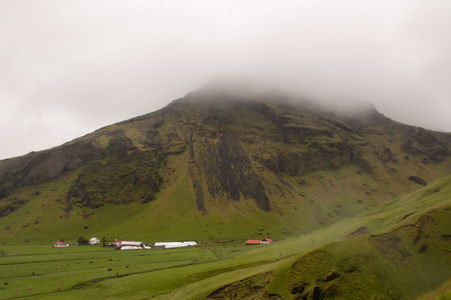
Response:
[[0, 241, 283, 299]]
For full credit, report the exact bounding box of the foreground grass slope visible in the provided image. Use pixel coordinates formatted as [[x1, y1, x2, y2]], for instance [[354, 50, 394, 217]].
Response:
[[1, 175, 450, 299]]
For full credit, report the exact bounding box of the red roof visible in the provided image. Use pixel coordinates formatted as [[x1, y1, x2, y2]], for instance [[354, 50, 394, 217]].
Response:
[[246, 240, 262, 245], [262, 238, 273, 243], [53, 242, 69, 245]]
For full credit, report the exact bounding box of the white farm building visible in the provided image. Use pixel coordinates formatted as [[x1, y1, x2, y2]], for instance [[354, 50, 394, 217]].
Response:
[[114, 240, 151, 250], [89, 237, 100, 245], [153, 241, 197, 249]]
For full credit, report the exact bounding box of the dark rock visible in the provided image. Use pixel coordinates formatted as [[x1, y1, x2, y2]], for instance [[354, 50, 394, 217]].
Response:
[[323, 270, 340, 282], [408, 176, 427, 186]]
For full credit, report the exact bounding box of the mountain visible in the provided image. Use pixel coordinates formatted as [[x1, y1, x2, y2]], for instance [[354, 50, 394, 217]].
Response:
[[0, 84, 450, 244]]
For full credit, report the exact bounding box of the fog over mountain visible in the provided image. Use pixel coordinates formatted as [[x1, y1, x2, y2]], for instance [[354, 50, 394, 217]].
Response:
[[1, 0, 451, 159]]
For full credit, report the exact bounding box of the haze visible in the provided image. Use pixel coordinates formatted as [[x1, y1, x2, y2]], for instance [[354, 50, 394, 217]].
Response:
[[1, 0, 451, 159]]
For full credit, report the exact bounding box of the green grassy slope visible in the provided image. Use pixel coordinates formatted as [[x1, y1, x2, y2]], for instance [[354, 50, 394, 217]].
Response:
[[162, 174, 451, 299], [1, 175, 450, 299], [418, 278, 451, 300]]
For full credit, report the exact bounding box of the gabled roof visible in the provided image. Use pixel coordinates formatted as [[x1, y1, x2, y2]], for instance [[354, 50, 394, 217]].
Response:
[[262, 238, 273, 243]]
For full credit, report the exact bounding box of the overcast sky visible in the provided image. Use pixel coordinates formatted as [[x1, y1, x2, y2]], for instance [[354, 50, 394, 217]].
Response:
[[1, 0, 451, 159]]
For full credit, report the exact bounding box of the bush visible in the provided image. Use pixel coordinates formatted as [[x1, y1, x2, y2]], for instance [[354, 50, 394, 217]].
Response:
[[77, 237, 88, 245]]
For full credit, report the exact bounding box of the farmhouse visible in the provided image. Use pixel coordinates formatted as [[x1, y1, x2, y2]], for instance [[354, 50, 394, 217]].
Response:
[[245, 238, 274, 245], [53, 241, 69, 248], [89, 237, 100, 245]]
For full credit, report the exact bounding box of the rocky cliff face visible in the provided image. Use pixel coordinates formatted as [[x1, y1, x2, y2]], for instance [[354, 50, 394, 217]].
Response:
[[0, 142, 104, 198], [67, 135, 164, 209], [188, 130, 270, 212]]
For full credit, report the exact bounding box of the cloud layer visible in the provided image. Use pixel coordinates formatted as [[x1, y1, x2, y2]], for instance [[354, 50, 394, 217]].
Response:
[[1, 0, 450, 159]]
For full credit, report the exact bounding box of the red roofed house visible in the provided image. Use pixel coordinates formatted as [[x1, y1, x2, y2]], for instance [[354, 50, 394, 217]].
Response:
[[53, 241, 69, 248]]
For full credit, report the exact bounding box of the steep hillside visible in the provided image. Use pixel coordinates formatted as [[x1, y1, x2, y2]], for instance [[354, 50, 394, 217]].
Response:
[[0, 85, 450, 243]]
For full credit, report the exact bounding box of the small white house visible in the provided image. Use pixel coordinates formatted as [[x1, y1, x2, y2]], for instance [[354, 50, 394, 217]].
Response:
[[54, 241, 69, 248], [89, 237, 100, 245]]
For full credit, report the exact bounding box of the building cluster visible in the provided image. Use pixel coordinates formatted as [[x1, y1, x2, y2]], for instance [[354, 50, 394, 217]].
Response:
[[53, 237, 101, 247], [54, 237, 274, 248]]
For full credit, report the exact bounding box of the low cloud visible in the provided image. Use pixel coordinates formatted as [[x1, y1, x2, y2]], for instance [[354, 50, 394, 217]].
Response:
[[1, 0, 450, 159]]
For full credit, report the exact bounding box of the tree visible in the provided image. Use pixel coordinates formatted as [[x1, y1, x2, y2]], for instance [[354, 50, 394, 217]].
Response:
[[77, 237, 88, 245]]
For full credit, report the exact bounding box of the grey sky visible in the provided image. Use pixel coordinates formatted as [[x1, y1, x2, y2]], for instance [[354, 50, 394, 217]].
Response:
[[1, 0, 450, 159]]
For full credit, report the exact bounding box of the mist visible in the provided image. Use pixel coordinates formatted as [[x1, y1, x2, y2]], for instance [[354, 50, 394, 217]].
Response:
[[1, 0, 450, 159]]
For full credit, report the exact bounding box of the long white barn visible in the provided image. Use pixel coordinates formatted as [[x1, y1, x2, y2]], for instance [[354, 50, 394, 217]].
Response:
[[153, 241, 197, 248]]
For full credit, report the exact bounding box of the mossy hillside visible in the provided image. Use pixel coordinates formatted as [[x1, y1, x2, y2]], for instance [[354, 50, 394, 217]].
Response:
[[285, 205, 451, 299], [418, 278, 451, 300], [0, 150, 448, 246], [0, 152, 311, 244], [210, 175, 451, 299], [67, 150, 164, 208], [0, 164, 151, 244], [97, 157, 314, 243], [0, 170, 82, 243]]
